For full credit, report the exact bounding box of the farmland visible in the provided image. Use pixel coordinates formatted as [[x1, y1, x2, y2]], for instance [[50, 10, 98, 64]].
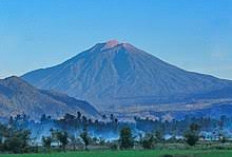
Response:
[[1, 150, 232, 157]]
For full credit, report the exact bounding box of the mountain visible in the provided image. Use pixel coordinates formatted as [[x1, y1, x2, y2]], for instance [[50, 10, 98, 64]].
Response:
[[0, 76, 98, 119], [22, 40, 232, 113]]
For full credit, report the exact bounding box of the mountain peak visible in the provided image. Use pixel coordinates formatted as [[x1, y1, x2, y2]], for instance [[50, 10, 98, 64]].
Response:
[[100, 40, 120, 50], [22, 40, 232, 112], [105, 40, 119, 47], [0, 75, 98, 120], [95, 40, 136, 52], [1, 75, 35, 91]]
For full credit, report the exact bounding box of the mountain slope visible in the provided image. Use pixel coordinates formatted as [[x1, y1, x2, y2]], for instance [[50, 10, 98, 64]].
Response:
[[22, 40, 232, 111], [0, 76, 98, 119]]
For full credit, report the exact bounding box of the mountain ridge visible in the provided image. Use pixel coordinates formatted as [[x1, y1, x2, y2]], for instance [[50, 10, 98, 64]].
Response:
[[0, 76, 99, 119]]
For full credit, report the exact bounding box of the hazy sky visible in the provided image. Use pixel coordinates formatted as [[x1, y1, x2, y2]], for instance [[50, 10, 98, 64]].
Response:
[[0, 0, 232, 79]]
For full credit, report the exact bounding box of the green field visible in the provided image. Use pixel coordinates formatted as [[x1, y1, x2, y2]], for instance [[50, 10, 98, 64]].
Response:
[[1, 150, 232, 157]]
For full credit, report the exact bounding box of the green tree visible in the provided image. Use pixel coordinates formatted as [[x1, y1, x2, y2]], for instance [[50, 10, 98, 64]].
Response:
[[119, 127, 134, 149], [185, 123, 199, 146], [141, 133, 155, 149], [56, 131, 69, 151], [51, 130, 69, 151], [4, 129, 31, 153], [155, 130, 163, 142], [80, 127, 89, 150], [42, 136, 52, 151]]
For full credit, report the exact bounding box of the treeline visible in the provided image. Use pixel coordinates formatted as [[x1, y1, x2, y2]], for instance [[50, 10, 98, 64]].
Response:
[[135, 115, 231, 134], [0, 111, 231, 154], [0, 121, 200, 154]]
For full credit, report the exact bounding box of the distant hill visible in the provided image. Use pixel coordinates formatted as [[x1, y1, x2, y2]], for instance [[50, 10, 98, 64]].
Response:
[[0, 76, 98, 119], [22, 40, 232, 114]]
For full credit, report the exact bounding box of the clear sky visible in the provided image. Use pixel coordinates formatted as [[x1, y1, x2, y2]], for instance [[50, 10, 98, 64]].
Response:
[[0, 0, 232, 79]]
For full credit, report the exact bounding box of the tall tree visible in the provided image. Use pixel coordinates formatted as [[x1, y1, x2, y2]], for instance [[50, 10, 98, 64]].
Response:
[[185, 123, 199, 146], [57, 131, 69, 151], [80, 127, 89, 150], [42, 136, 52, 151], [119, 127, 134, 149], [141, 133, 155, 149]]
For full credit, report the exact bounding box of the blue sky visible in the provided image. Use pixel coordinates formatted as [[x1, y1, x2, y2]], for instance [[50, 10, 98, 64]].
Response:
[[0, 0, 232, 79]]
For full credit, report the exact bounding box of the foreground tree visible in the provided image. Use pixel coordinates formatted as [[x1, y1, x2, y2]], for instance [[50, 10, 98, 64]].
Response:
[[119, 127, 134, 149], [155, 130, 163, 142], [141, 133, 155, 149], [185, 123, 199, 146], [4, 129, 31, 153], [42, 136, 52, 151], [57, 131, 69, 151], [51, 130, 69, 151], [80, 127, 89, 150], [70, 135, 79, 151]]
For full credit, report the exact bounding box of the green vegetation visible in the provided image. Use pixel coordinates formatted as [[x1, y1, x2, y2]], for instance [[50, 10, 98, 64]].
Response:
[[141, 133, 155, 149], [1, 150, 232, 157], [80, 127, 90, 150], [119, 127, 134, 149], [1, 113, 232, 156], [0, 123, 31, 153], [42, 136, 52, 151], [184, 123, 200, 146]]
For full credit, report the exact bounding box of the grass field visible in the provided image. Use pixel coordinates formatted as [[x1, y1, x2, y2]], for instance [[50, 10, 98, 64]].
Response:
[[1, 150, 232, 157]]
